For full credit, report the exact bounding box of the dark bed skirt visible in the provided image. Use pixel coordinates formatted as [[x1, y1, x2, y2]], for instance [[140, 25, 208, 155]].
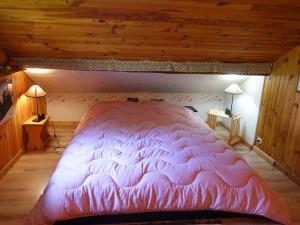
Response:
[[54, 210, 278, 225]]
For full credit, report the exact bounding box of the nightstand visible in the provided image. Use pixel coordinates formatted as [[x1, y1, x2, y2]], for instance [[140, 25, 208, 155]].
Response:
[[207, 109, 241, 145], [23, 115, 50, 151]]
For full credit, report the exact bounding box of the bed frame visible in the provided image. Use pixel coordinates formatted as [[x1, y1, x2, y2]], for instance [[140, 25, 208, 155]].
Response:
[[55, 211, 277, 225]]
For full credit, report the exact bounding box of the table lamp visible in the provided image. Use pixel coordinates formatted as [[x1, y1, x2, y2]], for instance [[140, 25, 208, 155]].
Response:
[[25, 85, 47, 122], [225, 83, 243, 117]]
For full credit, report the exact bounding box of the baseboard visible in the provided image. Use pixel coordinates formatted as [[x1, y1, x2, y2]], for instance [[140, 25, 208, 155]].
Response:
[[252, 146, 300, 185], [233, 134, 300, 184], [252, 146, 275, 165], [214, 121, 300, 185], [50, 121, 79, 129], [239, 136, 253, 149], [0, 149, 24, 179]]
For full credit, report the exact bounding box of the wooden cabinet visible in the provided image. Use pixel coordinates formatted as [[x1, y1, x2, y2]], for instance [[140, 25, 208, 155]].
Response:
[[23, 115, 50, 151], [207, 109, 241, 145]]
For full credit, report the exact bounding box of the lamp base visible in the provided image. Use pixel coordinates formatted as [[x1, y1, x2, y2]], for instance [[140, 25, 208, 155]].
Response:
[[225, 108, 233, 118], [32, 114, 46, 122]]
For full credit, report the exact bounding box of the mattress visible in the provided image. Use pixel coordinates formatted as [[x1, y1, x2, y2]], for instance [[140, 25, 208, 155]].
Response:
[[25, 101, 290, 225]]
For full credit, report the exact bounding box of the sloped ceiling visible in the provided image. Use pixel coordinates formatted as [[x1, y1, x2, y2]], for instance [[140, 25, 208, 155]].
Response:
[[25, 69, 249, 93], [0, 1, 300, 63]]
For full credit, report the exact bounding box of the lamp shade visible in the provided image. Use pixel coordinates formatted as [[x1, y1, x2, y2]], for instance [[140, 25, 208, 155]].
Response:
[[25, 85, 46, 98], [225, 83, 243, 94]]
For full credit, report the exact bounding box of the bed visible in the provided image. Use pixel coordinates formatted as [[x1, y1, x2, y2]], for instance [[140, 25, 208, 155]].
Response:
[[25, 101, 290, 225]]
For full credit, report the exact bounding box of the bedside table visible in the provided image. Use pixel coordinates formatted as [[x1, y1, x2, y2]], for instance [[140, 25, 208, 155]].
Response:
[[23, 115, 50, 151], [207, 109, 241, 145]]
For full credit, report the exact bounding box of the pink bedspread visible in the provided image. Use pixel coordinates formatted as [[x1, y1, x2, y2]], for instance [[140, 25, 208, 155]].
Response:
[[25, 102, 290, 225]]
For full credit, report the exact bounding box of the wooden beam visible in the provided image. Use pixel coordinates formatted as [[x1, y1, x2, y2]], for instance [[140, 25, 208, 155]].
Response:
[[11, 56, 272, 75]]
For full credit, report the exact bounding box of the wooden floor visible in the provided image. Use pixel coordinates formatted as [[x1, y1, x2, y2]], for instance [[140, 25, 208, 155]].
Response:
[[0, 125, 300, 225]]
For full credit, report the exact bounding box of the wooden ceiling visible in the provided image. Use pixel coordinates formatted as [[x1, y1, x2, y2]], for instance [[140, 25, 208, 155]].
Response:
[[0, 0, 300, 63]]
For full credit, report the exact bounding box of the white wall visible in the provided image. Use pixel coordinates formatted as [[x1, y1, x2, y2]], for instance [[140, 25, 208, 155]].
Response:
[[27, 69, 263, 144], [47, 93, 224, 121], [223, 76, 265, 144], [26, 70, 248, 93], [26, 70, 247, 122]]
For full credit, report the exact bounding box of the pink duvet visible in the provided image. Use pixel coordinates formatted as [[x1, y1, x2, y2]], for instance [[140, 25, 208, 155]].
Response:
[[25, 102, 290, 225]]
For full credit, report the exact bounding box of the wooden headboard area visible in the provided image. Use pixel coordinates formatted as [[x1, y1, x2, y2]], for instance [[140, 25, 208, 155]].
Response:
[[0, 49, 46, 178]]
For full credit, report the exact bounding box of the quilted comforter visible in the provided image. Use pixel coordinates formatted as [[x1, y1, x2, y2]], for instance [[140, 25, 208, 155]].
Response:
[[25, 102, 290, 225]]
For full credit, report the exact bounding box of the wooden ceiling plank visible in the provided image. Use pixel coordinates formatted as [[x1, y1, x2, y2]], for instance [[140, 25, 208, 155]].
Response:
[[0, 41, 288, 54], [1, 21, 299, 43], [0, 0, 299, 62], [1, 6, 300, 26], [0, 36, 296, 52], [0, 0, 74, 9]]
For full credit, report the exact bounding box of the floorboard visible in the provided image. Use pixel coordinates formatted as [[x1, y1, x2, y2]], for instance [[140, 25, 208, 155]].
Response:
[[0, 126, 299, 225]]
